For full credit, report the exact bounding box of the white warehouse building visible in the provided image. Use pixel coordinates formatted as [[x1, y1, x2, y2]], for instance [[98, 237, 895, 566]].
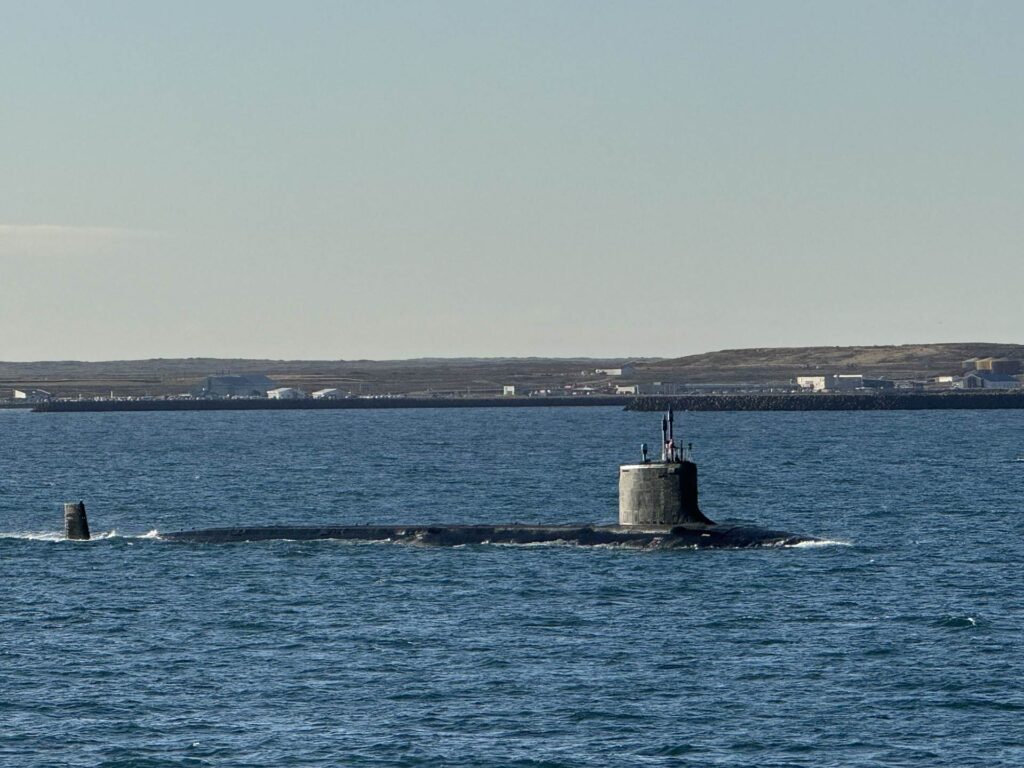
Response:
[[796, 374, 864, 392], [267, 387, 306, 400], [312, 388, 345, 399], [13, 388, 53, 402]]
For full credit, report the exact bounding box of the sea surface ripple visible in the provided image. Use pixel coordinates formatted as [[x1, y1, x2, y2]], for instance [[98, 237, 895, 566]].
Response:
[[2, 407, 1023, 766]]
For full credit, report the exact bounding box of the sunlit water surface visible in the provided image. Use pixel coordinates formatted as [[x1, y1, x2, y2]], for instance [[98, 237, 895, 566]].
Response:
[[2, 407, 1022, 766]]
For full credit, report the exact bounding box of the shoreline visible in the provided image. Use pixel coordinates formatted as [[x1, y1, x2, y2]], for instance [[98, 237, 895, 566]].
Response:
[[30, 396, 632, 413], [627, 392, 1024, 411], [23, 391, 1024, 412]]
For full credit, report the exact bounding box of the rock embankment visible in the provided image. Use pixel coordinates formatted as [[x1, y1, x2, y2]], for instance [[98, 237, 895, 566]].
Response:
[[32, 396, 632, 413], [626, 392, 1024, 412]]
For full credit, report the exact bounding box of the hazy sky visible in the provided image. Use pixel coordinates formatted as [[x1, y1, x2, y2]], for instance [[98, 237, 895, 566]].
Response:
[[2, 1, 1021, 361]]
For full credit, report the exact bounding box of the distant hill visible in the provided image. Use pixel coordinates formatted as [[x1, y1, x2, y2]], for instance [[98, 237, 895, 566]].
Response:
[[640, 343, 1024, 386], [1, 344, 1020, 397], [0, 357, 638, 398]]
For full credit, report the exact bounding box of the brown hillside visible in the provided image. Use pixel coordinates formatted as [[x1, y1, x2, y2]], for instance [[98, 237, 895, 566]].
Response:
[[1, 344, 1021, 397], [639, 343, 1024, 385]]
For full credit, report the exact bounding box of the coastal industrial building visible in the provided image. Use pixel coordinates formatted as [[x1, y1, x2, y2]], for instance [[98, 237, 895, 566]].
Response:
[[192, 375, 277, 398], [950, 358, 1024, 389], [595, 364, 636, 377], [12, 388, 52, 402], [615, 382, 683, 396], [311, 388, 345, 400], [267, 387, 306, 400], [962, 357, 1022, 375], [796, 374, 864, 392], [795, 374, 896, 393], [961, 371, 1022, 390]]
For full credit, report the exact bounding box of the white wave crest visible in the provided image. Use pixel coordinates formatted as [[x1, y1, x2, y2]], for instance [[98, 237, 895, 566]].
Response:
[[0, 531, 66, 541], [787, 538, 853, 548], [0, 529, 120, 542]]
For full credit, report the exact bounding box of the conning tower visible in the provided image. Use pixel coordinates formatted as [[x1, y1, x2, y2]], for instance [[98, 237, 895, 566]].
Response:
[[618, 407, 714, 526]]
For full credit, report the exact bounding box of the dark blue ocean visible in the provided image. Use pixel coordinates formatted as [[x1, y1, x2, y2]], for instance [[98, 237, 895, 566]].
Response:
[[2, 406, 1022, 767]]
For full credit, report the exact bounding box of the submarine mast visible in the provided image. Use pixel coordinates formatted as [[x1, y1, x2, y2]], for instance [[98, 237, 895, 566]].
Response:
[[618, 407, 713, 526]]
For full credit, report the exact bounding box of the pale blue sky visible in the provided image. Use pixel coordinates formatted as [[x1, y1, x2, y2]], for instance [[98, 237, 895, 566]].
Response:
[[1, 1, 1021, 360]]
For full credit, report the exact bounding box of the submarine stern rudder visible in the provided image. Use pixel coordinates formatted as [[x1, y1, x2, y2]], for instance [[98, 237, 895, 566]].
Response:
[[64, 501, 90, 540]]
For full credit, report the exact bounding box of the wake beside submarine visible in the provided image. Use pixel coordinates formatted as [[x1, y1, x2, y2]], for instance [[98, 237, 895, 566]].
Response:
[[64, 409, 817, 549]]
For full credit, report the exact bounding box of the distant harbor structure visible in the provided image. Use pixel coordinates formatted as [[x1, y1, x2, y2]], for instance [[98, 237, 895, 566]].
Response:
[[192, 374, 278, 398], [594, 364, 636, 377], [961, 371, 1022, 390], [312, 388, 346, 400], [962, 357, 1022, 375], [267, 387, 306, 400], [795, 374, 894, 392], [13, 388, 52, 403], [957, 357, 1023, 390]]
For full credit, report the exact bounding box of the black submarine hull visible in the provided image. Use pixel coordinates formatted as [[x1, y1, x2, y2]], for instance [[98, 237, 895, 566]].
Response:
[[159, 523, 815, 549]]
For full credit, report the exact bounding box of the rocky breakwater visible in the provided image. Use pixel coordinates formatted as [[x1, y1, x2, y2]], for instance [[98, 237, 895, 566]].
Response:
[[626, 392, 1024, 412]]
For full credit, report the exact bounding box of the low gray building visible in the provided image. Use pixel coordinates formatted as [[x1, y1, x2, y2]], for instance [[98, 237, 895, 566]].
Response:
[[961, 372, 1022, 390], [192, 375, 278, 398]]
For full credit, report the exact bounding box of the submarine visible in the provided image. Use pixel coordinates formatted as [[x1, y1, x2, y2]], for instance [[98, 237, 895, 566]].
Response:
[[63, 409, 816, 549]]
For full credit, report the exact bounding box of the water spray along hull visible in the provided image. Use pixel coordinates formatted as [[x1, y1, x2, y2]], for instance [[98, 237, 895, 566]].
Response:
[[63, 409, 821, 549], [158, 523, 815, 549]]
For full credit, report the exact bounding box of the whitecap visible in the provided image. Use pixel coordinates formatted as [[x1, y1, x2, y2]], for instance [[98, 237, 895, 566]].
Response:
[[0, 529, 119, 542], [787, 538, 853, 549], [0, 531, 65, 542]]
